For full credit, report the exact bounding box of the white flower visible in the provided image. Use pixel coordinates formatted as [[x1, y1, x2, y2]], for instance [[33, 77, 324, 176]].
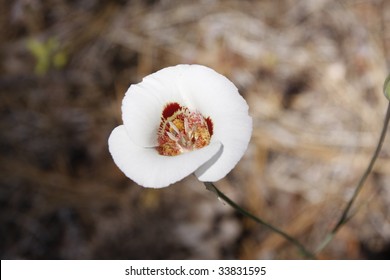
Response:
[[108, 64, 252, 188]]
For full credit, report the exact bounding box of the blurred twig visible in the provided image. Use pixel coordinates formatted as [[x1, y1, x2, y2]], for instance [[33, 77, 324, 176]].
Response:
[[204, 182, 316, 259], [316, 100, 390, 253], [315, 1, 390, 253]]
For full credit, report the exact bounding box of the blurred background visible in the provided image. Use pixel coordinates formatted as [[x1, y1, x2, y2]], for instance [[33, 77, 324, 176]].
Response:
[[1, 0, 390, 259]]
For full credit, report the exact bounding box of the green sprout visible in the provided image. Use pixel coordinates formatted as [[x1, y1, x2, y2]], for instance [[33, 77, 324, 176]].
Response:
[[26, 37, 67, 76]]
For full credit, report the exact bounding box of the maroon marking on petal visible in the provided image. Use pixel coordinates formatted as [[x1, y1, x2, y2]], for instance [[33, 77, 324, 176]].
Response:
[[162, 102, 181, 119], [205, 117, 213, 136]]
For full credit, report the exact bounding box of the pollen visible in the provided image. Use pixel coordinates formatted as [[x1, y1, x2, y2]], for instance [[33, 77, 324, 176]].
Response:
[[157, 102, 213, 156]]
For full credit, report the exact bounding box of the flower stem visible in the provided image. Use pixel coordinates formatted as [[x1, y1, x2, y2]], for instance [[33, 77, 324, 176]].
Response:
[[315, 101, 390, 253], [204, 181, 315, 259]]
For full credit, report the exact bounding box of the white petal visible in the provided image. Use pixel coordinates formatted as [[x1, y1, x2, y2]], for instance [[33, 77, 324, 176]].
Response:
[[195, 115, 252, 181], [177, 65, 252, 181], [122, 65, 191, 147], [108, 125, 223, 188]]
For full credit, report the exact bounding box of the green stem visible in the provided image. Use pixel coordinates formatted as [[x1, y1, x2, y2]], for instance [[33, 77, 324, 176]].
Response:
[[316, 102, 390, 253], [204, 182, 315, 259]]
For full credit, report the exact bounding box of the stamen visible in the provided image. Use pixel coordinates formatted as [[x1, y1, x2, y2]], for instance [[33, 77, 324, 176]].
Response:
[[184, 118, 190, 135], [167, 131, 178, 141], [169, 121, 180, 135], [157, 102, 213, 156]]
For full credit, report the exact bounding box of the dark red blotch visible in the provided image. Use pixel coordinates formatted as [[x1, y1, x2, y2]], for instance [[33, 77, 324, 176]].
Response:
[[205, 117, 213, 136], [162, 102, 181, 119]]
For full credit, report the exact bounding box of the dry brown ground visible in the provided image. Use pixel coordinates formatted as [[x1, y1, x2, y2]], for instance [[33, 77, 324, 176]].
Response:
[[1, 0, 390, 259]]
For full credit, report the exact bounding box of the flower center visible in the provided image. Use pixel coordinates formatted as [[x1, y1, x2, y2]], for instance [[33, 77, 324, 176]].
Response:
[[157, 102, 213, 156]]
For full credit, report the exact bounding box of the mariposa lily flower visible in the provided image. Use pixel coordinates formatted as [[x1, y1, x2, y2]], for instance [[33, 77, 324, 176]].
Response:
[[108, 64, 252, 188]]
